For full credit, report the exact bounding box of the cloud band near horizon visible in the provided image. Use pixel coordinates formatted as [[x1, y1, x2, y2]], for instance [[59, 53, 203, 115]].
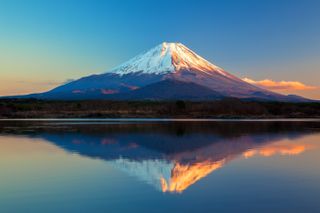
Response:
[[242, 78, 317, 91]]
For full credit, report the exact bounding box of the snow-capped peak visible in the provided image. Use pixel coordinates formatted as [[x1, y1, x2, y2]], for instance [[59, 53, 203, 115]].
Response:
[[109, 42, 225, 75]]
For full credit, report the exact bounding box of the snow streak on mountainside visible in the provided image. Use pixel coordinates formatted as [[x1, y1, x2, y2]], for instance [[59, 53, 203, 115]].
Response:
[[110, 42, 230, 77]]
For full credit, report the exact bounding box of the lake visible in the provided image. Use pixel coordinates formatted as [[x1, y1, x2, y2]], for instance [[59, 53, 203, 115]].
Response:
[[1, 120, 320, 212]]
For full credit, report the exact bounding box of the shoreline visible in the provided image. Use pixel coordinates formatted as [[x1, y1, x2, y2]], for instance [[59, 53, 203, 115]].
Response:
[[1, 118, 320, 122]]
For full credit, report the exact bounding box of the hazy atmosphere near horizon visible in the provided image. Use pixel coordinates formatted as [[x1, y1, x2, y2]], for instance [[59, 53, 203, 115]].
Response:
[[0, 0, 319, 99]]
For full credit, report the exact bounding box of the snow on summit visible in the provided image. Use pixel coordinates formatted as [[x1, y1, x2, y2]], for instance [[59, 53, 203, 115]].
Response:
[[109, 42, 225, 75]]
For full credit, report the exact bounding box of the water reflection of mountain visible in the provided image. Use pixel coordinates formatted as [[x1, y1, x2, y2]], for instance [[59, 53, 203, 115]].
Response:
[[1, 121, 320, 193]]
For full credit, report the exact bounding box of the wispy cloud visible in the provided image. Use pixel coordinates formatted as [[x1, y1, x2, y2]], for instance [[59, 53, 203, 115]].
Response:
[[242, 78, 317, 91]]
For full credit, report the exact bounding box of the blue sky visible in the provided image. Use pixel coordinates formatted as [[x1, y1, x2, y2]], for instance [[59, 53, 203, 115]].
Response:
[[1, 0, 319, 98]]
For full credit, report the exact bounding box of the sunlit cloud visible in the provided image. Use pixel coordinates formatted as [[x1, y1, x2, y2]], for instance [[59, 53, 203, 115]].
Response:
[[243, 142, 313, 158], [243, 77, 317, 91]]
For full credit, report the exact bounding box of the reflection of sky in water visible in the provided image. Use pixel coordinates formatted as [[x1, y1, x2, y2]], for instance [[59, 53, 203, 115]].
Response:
[[0, 121, 320, 212]]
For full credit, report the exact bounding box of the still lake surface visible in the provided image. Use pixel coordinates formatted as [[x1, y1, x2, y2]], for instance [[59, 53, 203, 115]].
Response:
[[1, 119, 320, 212]]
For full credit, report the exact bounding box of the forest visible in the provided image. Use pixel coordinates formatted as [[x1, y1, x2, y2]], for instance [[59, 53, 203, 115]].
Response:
[[0, 98, 320, 119]]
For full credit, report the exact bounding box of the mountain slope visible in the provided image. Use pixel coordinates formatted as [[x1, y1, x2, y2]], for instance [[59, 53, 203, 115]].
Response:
[[115, 79, 223, 100], [109, 42, 225, 75]]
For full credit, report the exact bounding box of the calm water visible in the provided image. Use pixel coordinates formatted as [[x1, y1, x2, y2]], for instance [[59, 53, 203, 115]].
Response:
[[1, 120, 320, 213]]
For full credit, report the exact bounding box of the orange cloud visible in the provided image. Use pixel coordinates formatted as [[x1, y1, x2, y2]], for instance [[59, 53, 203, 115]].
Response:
[[243, 142, 311, 158], [243, 78, 317, 91]]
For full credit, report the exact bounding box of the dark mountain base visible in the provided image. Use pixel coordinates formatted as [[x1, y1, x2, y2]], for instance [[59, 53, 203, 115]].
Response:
[[0, 99, 320, 119], [114, 80, 223, 100]]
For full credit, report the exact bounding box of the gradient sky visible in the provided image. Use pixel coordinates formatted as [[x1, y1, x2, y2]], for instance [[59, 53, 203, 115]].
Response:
[[1, 0, 319, 99]]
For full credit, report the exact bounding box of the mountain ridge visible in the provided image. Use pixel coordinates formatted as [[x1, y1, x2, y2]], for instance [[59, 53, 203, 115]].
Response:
[[2, 42, 314, 102]]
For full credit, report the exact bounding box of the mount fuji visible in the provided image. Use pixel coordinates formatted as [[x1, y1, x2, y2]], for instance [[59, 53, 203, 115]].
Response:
[[13, 42, 310, 101]]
